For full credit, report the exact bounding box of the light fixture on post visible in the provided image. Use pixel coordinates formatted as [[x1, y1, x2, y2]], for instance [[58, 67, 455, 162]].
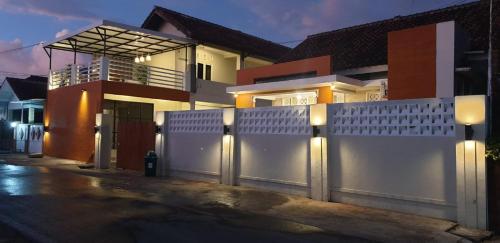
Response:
[[155, 124, 162, 134], [465, 124, 474, 141], [146, 54, 151, 62], [94, 125, 101, 134]]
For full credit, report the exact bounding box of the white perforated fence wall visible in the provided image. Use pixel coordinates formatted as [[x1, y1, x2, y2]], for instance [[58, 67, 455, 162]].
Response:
[[237, 106, 311, 135], [328, 98, 455, 136], [168, 109, 223, 134]]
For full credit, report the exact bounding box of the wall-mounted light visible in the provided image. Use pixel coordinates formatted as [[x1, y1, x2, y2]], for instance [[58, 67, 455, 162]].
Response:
[[94, 126, 100, 134], [465, 124, 474, 141], [81, 88, 87, 92], [10, 122, 18, 128], [223, 125, 231, 135], [312, 125, 320, 137], [43, 125, 49, 132], [155, 125, 162, 134], [233, 93, 238, 98]]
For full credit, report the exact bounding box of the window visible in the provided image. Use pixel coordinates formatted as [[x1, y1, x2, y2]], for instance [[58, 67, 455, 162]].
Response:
[[197, 63, 204, 79], [205, 65, 212, 81]]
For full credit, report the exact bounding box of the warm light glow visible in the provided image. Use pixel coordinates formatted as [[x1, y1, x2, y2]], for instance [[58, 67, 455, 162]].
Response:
[[233, 93, 238, 98], [330, 84, 336, 90], [146, 54, 152, 62], [140, 56, 145, 63], [134, 57, 140, 63], [310, 104, 327, 126], [465, 140, 476, 151], [10, 122, 18, 128], [455, 95, 486, 125], [311, 137, 323, 147]]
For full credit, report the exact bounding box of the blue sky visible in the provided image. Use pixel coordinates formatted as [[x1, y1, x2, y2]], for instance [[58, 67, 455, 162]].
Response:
[[0, 0, 476, 76]]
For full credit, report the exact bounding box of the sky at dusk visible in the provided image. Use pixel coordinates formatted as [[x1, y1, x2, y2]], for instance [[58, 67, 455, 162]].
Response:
[[0, 0, 476, 76]]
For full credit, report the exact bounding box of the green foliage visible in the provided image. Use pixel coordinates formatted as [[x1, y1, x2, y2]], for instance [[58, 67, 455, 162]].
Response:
[[486, 138, 500, 161]]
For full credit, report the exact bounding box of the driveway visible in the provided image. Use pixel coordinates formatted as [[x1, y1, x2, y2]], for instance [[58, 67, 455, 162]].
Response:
[[0, 154, 491, 242]]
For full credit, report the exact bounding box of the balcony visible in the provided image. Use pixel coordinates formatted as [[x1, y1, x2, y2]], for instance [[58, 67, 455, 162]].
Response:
[[49, 57, 185, 91], [43, 20, 195, 92]]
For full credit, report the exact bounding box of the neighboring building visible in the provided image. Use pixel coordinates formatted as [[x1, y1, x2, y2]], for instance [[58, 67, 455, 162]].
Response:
[[0, 75, 47, 153], [42, 7, 289, 163], [0, 75, 46, 124], [228, 1, 491, 108]]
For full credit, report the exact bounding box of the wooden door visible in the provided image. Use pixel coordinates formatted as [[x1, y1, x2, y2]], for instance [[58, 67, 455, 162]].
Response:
[[116, 121, 155, 171]]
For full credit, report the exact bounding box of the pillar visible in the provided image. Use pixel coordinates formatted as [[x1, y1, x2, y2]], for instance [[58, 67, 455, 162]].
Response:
[[186, 45, 197, 93], [99, 56, 109, 81], [94, 113, 112, 169], [455, 95, 488, 229], [155, 111, 168, 176], [28, 107, 35, 124], [221, 108, 237, 185], [70, 64, 77, 85], [310, 104, 329, 201]]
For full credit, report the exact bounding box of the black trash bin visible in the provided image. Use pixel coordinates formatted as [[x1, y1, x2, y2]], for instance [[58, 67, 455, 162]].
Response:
[[144, 151, 157, 177]]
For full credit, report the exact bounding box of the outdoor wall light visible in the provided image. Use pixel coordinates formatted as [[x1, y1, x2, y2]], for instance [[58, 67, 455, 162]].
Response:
[[233, 93, 238, 98], [223, 125, 231, 135], [10, 122, 18, 128], [94, 126, 100, 134], [43, 126, 49, 132], [465, 124, 474, 141], [81, 88, 87, 92], [312, 125, 320, 137], [155, 125, 162, 134]]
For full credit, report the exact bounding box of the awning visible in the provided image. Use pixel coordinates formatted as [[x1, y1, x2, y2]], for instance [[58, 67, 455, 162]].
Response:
[[226, 75, 374, 94], [43, 20, 195, 58]]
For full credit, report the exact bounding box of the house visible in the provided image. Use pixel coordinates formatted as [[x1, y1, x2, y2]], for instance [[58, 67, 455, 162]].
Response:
[[42, 7, 289, 164], [228, 1, 491, 108], [0, 75, 47, 153]]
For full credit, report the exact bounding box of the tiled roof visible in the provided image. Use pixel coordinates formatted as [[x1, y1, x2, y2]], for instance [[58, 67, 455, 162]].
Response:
[[278, 1, 492, 70], [142, 6, 291, 61], [5, 75, 47, 100]]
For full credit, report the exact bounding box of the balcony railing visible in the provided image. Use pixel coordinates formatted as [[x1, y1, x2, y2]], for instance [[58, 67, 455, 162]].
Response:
[[48, 57, 185, 91]]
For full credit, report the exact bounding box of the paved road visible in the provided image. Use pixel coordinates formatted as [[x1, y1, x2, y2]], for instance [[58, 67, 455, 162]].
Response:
[[0, 163, 370, 243]]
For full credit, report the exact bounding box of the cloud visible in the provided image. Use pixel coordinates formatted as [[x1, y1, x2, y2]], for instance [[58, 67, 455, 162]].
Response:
[[0, 38, 90, 76], [0, 0, 98, 21], [234, 0, 475, 41], [55, 29, 70, 38]]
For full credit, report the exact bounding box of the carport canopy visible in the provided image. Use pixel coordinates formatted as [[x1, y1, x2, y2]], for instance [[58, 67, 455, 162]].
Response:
[[43, 20, 195, 58]]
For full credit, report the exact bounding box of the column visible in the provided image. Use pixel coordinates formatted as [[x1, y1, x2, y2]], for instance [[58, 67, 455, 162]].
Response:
[[310, 104, 329, 201], [455, 95, 488, 229], [94, 113, 112, 169], [221, 108, 237, 185]]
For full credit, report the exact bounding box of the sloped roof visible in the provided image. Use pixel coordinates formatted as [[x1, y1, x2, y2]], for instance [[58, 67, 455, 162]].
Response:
[[141, 6, 291, 61], [4, 75, 47, 100], [278, 1, 492, 70]]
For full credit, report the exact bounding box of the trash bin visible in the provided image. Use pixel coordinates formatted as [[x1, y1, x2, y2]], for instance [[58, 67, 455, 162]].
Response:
[[144, 151, 157, 177]]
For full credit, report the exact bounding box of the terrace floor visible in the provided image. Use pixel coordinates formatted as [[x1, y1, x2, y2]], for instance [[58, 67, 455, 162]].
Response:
[[0, 154, 494, 243]]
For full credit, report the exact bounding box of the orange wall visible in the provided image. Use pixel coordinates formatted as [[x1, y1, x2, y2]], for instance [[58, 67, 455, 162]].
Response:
[[44, 81, 191, 163], [388, 24, 437, 100], [237, 55, 332, 86], [44, 82, 103, 163]]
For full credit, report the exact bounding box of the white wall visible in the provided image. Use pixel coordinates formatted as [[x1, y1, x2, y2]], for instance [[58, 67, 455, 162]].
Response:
[[196, 47, 237, 84], [239, 134, 311, 196]]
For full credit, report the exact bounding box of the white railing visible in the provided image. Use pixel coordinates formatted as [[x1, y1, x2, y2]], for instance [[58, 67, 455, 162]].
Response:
[[48, 57, 185, 91]]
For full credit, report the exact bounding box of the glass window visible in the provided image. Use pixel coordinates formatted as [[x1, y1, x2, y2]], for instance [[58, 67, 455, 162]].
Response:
[[197, 63, 204, 79], [205, 65, 212, 81]]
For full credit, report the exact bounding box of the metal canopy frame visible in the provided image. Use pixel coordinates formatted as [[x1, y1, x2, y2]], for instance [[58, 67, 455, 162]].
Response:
[[43, 20, 195, 60]]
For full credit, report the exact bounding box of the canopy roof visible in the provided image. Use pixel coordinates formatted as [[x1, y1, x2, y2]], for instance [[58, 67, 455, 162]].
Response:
[[43, 20, 195, 58]]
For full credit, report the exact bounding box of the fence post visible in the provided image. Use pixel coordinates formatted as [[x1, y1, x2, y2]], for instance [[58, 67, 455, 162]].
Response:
[[455, 95, 488, 229], [99, 56, 109, 81], [94, 113, 112, 169], [221, 108, 237, 185], [310, 104, 329, 201], [155, 111, 168, 176]]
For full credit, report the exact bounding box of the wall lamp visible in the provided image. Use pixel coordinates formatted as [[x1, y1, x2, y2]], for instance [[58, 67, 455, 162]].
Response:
[[155, 125, 162, 134], [312, 125, 320, 137], [81, 88, 87, 92], [465, 124, 474, 141], [43, 125, 49, 132], [223, 125, 231, 135], [94, 126, 100, 133]]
